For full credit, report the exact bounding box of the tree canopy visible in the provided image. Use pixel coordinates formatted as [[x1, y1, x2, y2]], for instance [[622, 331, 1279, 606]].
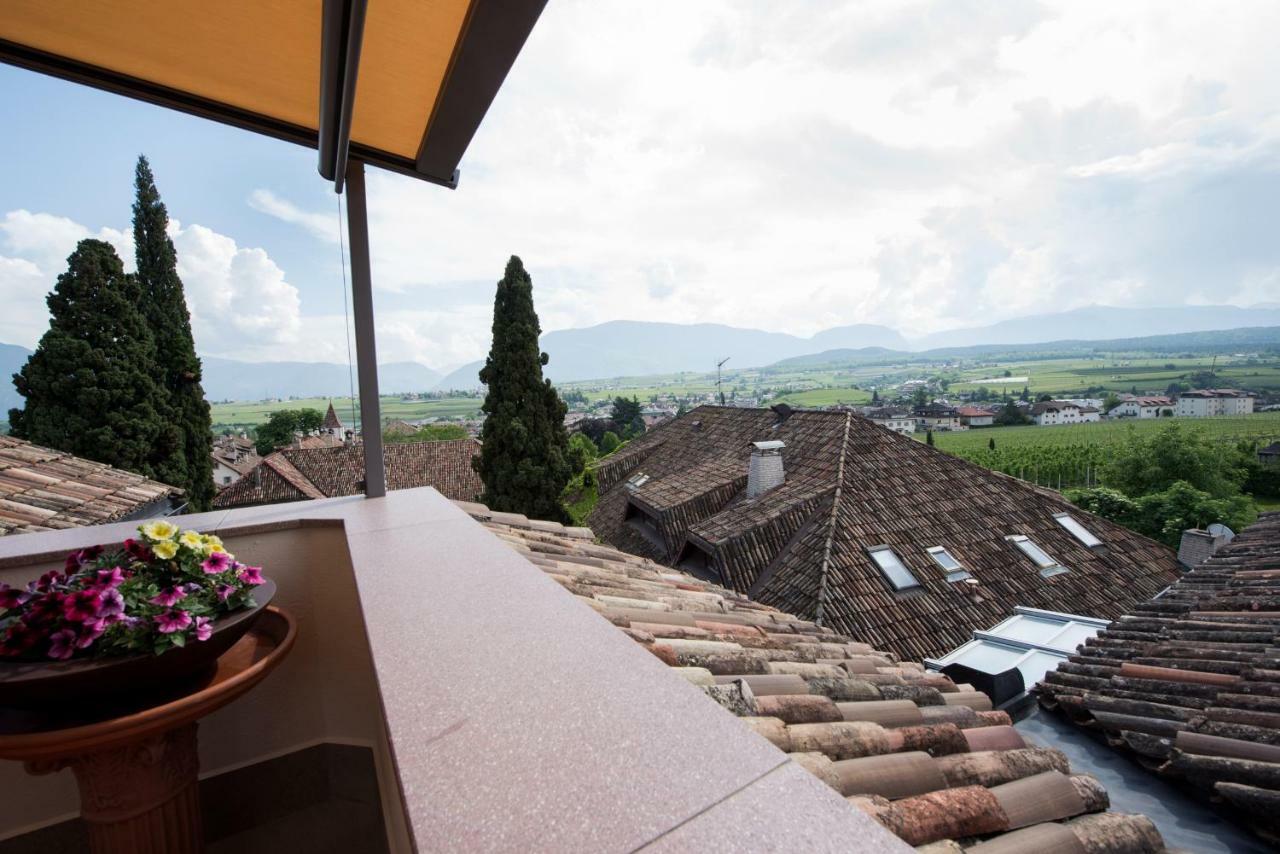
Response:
[[610, 395, 645, 438], [254, 408, 324, 455], [473, 256, 579, 522]]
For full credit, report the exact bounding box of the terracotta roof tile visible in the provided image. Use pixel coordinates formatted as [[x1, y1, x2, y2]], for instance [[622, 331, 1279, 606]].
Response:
[[1037, 511, 1280, 844], [0, 436, 182, 536], [465, 501, 1165, 852]]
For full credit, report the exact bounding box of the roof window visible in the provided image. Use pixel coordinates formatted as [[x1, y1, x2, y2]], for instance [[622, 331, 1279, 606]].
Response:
[[1007, 535, 1069, 577], [1053, 513, 1103, 548], [624, 472, 650, 492], [868, 546, 922, 591], [926, 546, 973, 582]]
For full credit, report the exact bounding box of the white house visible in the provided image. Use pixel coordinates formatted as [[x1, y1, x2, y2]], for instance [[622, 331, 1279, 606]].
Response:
[[864, 407, 917, 435], [956, 406, 995, 428], [1030, 401, 1102, 426], [1108, 396, 1174, 419], [1176, 389, 1255, 417]]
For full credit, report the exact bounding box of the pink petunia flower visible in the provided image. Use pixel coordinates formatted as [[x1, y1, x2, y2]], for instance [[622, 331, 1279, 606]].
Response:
[[201, 552, 234, 575], [0, 620, 37, 656], [98, 587, 125, 618], [155, 610, 193, 634], [149, 586, 187, 607], [237, 565, 265, 586], [31, 570, 63, 593], [23, 592, 63, 626], [76, 620, 106, 649], [215, 584, 236, 602], [47, 628, 77, 660], [0, 584, 31, 611], [62, 589, 103, 623], [95, 567, 127, 588], [123, 538, 154, 562], [194, 616, 213, 642]]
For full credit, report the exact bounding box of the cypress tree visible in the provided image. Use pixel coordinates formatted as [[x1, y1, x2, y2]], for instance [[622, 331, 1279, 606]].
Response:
[[473, 256, 577, 522], [133, 155, 215, 510], [9, 240, 168, 476]]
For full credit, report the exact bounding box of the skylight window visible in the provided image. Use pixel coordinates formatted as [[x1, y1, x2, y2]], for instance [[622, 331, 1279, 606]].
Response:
[[1054, 513, 1103, 548], [1007, 535, 1069, 577], [625, 472, 651, 491], [926, 546, 973, 582], [868, 546, 922, 591]]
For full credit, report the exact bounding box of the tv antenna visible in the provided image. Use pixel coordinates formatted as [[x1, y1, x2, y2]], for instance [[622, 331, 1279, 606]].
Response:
[[716, 357, 730, 405]]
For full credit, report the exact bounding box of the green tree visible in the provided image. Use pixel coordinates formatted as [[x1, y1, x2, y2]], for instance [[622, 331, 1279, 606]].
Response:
[[384, 423, 468, 444], [988, 437, 996, 451], [9, 240, 168, 476], [133, 155, 215, 510], [925, 429, 935, 447], [1019, 385, 1030, 402], [994, 400, 1030, 426], [610, 395, 644, 438], [1102, 423, 1245, 499], [599, 431, 621, 455], [568, 432, 598, 469], [473, 256, 578, 522], [1102, 392, 1121, 414], [870, 388, 880, 404], [1037, 392, 1053, 402], [912, 386, 928, 407], [254, 408, 324, 455]]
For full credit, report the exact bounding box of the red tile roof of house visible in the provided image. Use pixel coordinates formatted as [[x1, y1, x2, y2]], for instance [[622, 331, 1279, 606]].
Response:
[[1037, 511, 1280, 844], [588, 406, 1181, 661], [956, 406, 995, 417], [464, 501, 1165, 852], [0, 436, 182, 536], [212, 439, 483, 508], [321, 401, 344, 430]]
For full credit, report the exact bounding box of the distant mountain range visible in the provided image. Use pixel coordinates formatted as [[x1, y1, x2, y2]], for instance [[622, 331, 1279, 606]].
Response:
[[1, 304, 1276, 404]]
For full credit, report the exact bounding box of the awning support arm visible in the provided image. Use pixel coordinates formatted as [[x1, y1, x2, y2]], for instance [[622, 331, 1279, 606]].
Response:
[[344, 160, 386, 497]]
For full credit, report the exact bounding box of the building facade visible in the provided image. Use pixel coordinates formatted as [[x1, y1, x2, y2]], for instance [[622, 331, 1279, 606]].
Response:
[[1107, 396, 1173, 419], [1176, 389, 1255, 417]]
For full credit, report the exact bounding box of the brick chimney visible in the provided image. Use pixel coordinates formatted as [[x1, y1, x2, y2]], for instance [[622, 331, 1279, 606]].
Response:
[[1178, 528, 1228, 568], [747, 440, 785, 498]]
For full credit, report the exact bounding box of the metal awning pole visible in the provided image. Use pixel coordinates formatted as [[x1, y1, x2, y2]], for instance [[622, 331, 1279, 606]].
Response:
[[344, 159, 386, 497]]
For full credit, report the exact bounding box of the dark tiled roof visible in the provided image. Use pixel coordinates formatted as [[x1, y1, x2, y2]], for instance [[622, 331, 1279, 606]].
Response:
[[0, 436, 181, 536], [588, 407, 1181, 661], [322, 401, 343, 430], [1037, 511, 1280, 844], [212, 439, 483, 508], [462, 501, 1165, 853]]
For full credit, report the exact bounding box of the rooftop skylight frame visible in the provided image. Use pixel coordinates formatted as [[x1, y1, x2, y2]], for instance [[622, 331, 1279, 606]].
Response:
[[1006, 535, 1069, 577], [926, 545, 973, 582], [868, 545, 922, 592], [1053, 512, 1103, 548]]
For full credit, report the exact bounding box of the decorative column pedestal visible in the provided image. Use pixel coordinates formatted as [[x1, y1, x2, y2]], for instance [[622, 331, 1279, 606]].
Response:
[[0, 607, 295, 854]]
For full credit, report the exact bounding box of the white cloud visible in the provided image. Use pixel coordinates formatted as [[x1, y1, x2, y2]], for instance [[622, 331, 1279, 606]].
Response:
[[247, 190, 340, 244]]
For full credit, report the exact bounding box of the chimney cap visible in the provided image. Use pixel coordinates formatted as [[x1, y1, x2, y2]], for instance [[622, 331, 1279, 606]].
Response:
[[752, 440, 786, 452]]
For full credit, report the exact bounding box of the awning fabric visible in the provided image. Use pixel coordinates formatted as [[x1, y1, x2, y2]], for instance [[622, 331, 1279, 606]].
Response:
[[0, 0, 547, 187]]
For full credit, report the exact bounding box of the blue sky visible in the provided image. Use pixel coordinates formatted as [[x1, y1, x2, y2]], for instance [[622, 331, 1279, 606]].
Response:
[[2, 0, 1278, 372]]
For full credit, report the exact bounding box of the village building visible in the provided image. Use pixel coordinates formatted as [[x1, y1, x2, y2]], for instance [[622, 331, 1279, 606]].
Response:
[[1107, 396, 1174, 419], [1029, 401, 1102, 427], [211, 434, 261, 487], [587, 405, 1181, 661], [863, 407, 916, 435], [0, 436, 182, 535], [1259, 441, 1280, 466], [956, 405, 996, 428], [913, 402, 961, 431], [1175, 388, 1256, 417], [212, 439, 483, 509]]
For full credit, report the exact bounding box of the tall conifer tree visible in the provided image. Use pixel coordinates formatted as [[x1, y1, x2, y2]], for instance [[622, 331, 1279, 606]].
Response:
[[133, 155, 215, 510], [9, 240, 168, 475], [473, 256, 577, 521]]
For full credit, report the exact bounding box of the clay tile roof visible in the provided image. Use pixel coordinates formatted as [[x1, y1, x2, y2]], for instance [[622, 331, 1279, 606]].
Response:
[[212, 439, 483, 509], [0, 435, 182, 536], [463, 500, 1166, 853], [956, 406, 994, 417], [321, 401, 343, 430], [1037, 511, 1280, 843], [587, 406, 1181, 662]]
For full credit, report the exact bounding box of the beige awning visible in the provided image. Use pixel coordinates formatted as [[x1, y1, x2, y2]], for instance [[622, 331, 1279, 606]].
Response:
[[0, 0, 547, 187]]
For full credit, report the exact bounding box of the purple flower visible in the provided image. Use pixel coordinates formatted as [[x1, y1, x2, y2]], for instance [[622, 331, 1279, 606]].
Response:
[[237, 565, 265, 586], [76, 620, 106, 649], [47, 628, 77, 660], [123, 538, 154, 562], [24, 592, 63, 626], [155, 610, 192, 634], [62, 589, 103, 623], [194, 616, 213, 642], [149, 586, 187, 607], [99, 587, 125, 618], [215, 584, 236, 602], [95, 567, 126, 588], [30, 570, 63, 593], [0, 620, 37, 656], [0, 584, 31, 611], [62, 545, 103, 573], [200, 552, 234, 575]]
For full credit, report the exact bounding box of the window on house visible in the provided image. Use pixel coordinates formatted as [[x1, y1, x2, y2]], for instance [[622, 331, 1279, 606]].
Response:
[[926, 546, 972, 582], [625, 472, 651, 491], [1053, 513, 1103, 548], [1007, 535, 1069, 577], [868, 546, 921, 591]]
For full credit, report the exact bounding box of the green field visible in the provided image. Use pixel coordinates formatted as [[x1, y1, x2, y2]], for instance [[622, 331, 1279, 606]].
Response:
[[946, 356, 1280, 397], [927, 413, 1280, 491], [209, 395, 483, 431]]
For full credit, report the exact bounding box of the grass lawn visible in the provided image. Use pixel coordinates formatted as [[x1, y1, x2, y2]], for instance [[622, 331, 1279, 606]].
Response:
[[209, 395, 483, 431], [930, 412, 1280, 454]]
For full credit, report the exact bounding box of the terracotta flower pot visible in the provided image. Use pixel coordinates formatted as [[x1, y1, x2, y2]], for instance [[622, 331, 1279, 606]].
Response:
[[0, 579, 276, 710]]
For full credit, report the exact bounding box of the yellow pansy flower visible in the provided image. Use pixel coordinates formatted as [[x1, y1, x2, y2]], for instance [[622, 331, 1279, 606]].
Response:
[[203, 534, 228, 555], [178, 531, 205, 550], [153, 540, 179, 560], [140, 520, 179, 541]]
